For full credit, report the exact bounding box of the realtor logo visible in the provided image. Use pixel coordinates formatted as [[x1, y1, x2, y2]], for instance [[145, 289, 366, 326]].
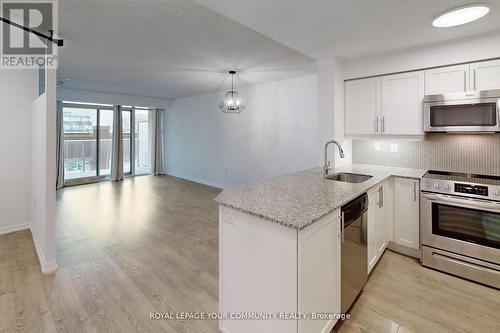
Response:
[[0, 0, 58, 68]]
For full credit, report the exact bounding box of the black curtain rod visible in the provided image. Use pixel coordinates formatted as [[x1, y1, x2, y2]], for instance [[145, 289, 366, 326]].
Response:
[[0, 16, 63, 46]]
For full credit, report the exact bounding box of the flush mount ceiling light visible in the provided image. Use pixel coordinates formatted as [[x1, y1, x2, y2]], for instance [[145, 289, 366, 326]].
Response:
[[432, 4, 490, 28], [219, 71, 245, 113]]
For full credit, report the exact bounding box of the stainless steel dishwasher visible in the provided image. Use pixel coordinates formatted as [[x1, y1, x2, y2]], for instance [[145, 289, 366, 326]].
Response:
[[341, 193, 368, 313]]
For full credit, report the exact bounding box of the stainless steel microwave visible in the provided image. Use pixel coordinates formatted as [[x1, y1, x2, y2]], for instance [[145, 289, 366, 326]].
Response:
[[424, 89, 500, 133]]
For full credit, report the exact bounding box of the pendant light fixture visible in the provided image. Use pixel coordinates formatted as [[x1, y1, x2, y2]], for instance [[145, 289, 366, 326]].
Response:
[[219, 71, 245, 113]]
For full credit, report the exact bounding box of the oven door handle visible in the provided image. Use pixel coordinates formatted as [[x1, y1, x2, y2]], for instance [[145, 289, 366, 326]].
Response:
[[421, 192, 500, 212]]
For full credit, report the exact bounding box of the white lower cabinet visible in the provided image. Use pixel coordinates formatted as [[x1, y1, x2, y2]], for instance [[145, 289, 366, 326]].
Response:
[[367, 177, 421, 273], [367, 179, 391, 274], [394, 178, 420, 250], [298, 211, 341, 333], [219, 206, 341, 333]]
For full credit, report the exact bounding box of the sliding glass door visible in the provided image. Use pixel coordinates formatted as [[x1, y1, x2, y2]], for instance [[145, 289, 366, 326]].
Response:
[[122, 108, 132, 175], [63, 103, 153, 185], [134, 108, 153, 175], [63, 103, 113, 184], [123, 106, 153, 176], [98, 109, 114, 176], [63, 106, 98, 180]]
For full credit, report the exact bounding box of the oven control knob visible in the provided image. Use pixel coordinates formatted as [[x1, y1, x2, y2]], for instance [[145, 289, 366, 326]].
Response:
[[494, 190, 500, 197], [435, 183, 442, 189], [444, 184, 450, 191]]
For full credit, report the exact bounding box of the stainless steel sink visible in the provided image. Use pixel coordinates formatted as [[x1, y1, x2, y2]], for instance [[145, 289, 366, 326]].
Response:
[[325, 172, 373, 183]]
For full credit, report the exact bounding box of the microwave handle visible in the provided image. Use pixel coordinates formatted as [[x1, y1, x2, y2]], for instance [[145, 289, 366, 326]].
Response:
[[498, 99, 500, 124]]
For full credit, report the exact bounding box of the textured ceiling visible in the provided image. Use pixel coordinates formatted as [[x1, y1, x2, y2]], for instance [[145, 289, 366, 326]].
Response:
[[57, 0, 317, 99], [196, 0, 500, 60]]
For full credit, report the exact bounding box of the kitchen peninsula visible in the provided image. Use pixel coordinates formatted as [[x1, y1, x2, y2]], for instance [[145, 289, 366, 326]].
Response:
[[216, 164, 426, 333]]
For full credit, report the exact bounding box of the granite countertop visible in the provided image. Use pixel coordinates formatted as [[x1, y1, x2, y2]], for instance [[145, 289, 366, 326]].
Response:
[[215, 164, 427, 230]]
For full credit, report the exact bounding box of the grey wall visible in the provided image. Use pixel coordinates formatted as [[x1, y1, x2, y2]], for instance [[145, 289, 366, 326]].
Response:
[[352, 134, 500, 176], [165, 75, 320, 189]]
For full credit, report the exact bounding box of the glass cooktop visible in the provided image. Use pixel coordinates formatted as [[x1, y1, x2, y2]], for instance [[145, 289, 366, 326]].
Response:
[[423, 170, 500, 186]]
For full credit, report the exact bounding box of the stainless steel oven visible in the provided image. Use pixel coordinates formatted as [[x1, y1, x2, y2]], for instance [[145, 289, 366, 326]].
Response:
[[424, 89, 500, 133], [420, 171, 500, 288]]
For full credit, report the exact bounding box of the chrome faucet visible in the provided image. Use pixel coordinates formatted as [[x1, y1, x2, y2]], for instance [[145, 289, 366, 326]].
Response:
[[323, 140, 346, 175]]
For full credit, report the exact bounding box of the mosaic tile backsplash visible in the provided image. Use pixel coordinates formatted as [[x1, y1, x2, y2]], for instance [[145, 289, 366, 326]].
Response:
[[352, 133, 500, 176]]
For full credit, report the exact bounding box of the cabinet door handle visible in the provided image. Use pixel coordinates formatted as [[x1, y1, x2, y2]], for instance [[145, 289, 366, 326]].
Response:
[[381, 116, 385, 133], [340, 212, 345, 243], [375, 116, 379, 133], [473, 68, 477, 91], [378, 186, 384, 208], [413, 182, 417, 201], [381, 186, 384, 207]]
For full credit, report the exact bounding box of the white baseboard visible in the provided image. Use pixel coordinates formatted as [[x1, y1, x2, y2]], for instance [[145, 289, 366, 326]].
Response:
[[0, 222, 30, 235], [166, 171, 225, 189], [30, 227, 58, 274]]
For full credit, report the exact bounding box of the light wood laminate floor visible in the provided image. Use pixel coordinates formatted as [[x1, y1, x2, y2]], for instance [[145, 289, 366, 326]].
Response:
[[0, 175, 499, 333]]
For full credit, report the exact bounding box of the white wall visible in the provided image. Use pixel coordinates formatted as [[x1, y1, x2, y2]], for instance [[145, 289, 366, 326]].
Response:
[[58, 87, 172, 108], [343, 31, 500, 79], [31, 68, 57, 273], [0, 70, 38, 234], [318, 59, 352, 168], [165, 75, 319, 188]]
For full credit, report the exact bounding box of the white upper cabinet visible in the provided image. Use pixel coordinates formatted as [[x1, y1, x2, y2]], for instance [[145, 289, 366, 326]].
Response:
[[344, 58, 500, 137], [381, 71, 425, 135], [424, 64, 470, 95], [394, 178, 420, 250], [471, 59, 500, 91], [345, 77, 381, 135]]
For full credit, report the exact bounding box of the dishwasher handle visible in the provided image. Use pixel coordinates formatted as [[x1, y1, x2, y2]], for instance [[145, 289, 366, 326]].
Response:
[[341, 212, 345, 243], [341, 193, 368, 220]]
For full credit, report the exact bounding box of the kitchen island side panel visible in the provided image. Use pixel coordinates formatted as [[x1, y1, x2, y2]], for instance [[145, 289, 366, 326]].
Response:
[[219, 206, 298, 333]]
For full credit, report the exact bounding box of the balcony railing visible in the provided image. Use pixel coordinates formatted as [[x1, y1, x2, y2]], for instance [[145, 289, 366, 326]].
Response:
[[63, 138, 151, 180]]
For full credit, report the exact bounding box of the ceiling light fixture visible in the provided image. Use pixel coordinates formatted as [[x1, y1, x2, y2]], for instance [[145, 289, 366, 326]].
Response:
[[432, 4, 490, 28], [219, 71, 245, 113]]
